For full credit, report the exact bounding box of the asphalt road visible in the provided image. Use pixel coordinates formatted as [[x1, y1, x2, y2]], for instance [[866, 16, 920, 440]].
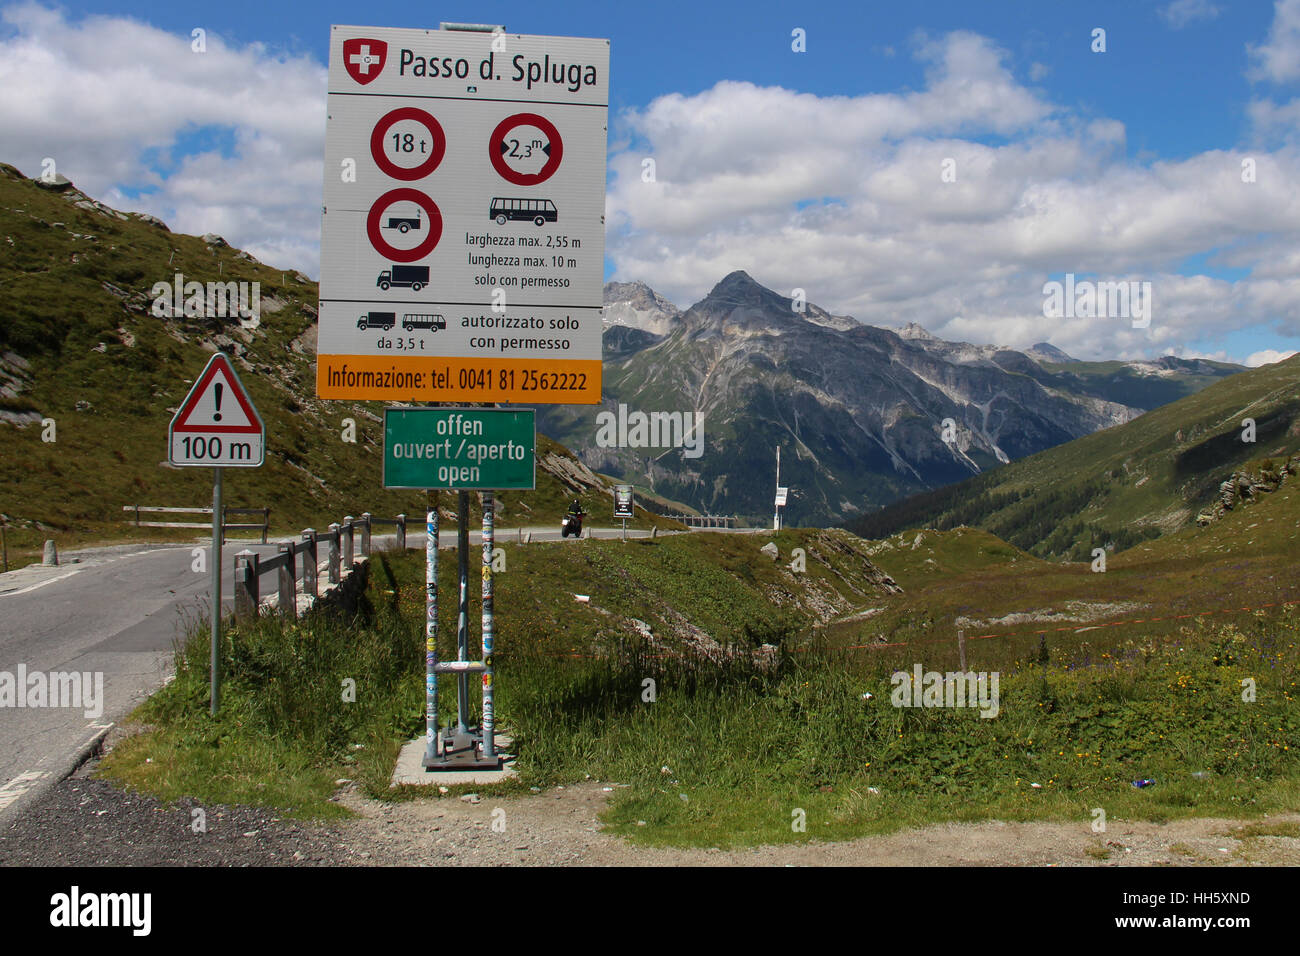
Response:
[[0, 539, 290, 824], [0, 522, 734, 824]]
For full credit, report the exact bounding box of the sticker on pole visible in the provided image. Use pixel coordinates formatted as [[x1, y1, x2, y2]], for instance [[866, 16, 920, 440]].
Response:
[[168, 353, 265, 467]]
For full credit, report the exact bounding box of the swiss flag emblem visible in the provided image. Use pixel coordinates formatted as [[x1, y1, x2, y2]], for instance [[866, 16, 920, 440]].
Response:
[[343, 38, 387, 85]]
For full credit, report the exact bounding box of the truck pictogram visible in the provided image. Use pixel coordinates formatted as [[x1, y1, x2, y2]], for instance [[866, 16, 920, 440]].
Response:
[[376, 265, 429, 292], [357, 311, 397, 330]]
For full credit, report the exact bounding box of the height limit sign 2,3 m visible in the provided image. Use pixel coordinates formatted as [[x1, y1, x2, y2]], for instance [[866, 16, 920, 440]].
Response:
[[318, 25, 609, 404]]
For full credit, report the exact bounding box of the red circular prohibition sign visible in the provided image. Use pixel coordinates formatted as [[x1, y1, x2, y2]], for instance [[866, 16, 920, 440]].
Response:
[[366, 188, 443, 262], [489, 113, 564, 186], [370, 107, 446, 180]]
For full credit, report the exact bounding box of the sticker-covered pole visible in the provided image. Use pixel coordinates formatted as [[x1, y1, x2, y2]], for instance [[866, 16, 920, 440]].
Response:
[[481, 491, 496, 759], [456, 490, 470, 733], [424, 491, 440, 763], [210, 467, 223, 716]]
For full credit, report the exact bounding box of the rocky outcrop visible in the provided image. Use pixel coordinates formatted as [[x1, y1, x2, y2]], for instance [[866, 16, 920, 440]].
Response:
[[539, 450, 605, 495], [1196, 455, 1300, 526]]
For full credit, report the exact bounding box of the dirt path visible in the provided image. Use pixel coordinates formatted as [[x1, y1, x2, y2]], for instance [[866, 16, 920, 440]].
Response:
[[334, 781, 1300, 867], [4, 761, 1297, 866]]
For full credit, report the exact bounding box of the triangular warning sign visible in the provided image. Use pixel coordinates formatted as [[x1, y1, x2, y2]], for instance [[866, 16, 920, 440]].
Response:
[[170, 353, 264, 434]]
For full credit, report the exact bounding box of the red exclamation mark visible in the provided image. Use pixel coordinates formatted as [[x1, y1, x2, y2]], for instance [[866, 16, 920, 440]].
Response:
[[213, 382, 223, 422]]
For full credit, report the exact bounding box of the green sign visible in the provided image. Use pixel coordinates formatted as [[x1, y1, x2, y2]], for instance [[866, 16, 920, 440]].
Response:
[[383, 407, 535, 490]]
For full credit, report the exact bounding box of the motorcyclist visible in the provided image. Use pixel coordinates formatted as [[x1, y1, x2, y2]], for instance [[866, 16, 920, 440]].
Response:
[[563, 498, 585, 537]]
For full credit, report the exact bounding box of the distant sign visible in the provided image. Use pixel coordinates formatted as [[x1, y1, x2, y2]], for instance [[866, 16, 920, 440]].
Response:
[[318, 24, 609, 404], [383, 407, 535, 490], [613, 484, 634, 519], [168, 353, 265, 467], [775, 486, 789, 507]]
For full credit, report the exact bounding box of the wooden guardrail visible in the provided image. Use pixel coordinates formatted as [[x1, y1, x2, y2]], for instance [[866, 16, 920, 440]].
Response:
[[122, 505, 270, 543], [233, 512, 406, 620]]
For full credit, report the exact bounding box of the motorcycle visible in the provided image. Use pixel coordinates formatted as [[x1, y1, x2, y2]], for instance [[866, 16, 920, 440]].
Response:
[[561, 511, 585, 538]]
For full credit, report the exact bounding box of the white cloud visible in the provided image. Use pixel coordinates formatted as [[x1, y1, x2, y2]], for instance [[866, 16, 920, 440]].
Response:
[[0, 2, 325, 274], [1159, 0, 1222, 29], [607, 32, 1300, 361], [1246, 348, 1298, 365], [1248, 0, 1300, 83]]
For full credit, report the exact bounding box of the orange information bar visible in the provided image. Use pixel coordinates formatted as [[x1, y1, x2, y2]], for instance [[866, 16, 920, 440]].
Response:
[[316, 355, 601, 404]]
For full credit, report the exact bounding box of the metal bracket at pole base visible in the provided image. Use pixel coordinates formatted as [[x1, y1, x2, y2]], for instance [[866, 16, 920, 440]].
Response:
[[421, 726, 505, 771]]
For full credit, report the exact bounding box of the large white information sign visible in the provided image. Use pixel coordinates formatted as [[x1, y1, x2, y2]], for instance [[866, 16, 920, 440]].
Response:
[[318, 25, 609, 404]]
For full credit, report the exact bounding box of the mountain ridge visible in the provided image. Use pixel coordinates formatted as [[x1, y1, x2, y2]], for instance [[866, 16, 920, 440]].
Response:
[[573, 274, 1245, 523]]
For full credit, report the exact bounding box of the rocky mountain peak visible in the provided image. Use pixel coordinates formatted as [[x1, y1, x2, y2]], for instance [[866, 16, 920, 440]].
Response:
[[603, 280, 679, 336], [898, 322, 936, 341]]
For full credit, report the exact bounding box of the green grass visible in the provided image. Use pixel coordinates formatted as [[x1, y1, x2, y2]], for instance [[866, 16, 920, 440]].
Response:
[[99, 526, 1300, 848]]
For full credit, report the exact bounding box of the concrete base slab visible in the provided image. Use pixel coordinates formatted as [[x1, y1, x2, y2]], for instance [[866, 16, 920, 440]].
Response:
[[391, 735, 518, 787]]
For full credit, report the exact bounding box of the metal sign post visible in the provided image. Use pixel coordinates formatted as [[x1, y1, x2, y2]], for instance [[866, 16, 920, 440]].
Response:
[[424, 491, 439, 765], [774, 445, 781, 531], [614, 484, 634, 541], [481, 491, 496, 759], [167, 353, 264, 717], [210, 467, 222, 716]]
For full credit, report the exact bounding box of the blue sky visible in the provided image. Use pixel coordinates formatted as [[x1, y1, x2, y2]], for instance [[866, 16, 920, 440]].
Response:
[[4, 0, 1300, 364]]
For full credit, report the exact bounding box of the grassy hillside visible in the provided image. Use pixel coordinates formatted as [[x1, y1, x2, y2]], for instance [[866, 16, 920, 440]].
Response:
[[831, 458, 1300, 671], [846, 353, 1300, 558], [1034, 357, 1244, 411], [0, 163, 674, 564]]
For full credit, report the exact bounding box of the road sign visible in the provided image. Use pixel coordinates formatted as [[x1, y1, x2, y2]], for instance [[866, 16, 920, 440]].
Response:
[[383, 407, 535, 490], [319, 25, 609, 404], [775, 486, 789, 507], [613, 484, 634, 519], [169, 353, 265, 467]]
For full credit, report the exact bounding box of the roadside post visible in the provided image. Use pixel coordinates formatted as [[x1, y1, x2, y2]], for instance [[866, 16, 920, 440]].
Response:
[[321, 20, 608, 772], [614, 484, 634, 540], [167, 352, 265, 716]]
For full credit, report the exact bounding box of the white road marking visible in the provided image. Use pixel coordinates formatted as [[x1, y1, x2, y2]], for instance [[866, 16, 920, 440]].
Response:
[[0, 770, 50, 812], [0, 567, 82, 598]]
